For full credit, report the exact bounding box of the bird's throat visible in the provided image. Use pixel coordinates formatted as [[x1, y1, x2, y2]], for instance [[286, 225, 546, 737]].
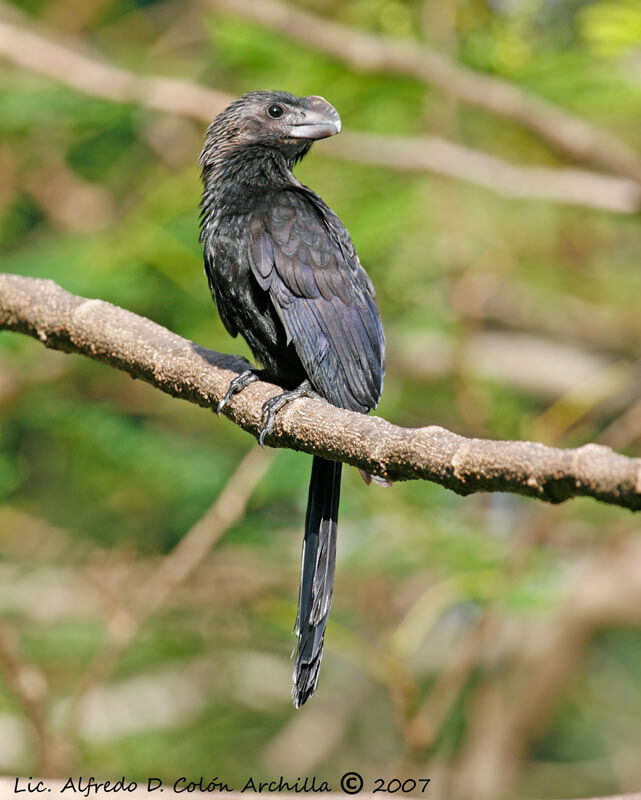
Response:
[[202, 144, 293, 212]]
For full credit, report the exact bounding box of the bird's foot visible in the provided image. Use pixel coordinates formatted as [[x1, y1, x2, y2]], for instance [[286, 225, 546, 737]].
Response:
[[259, 379, 319, 446], [216, 369, 259, 416]]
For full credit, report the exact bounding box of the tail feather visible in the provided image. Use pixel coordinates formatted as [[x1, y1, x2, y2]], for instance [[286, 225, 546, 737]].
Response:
[[293, 456, 342, 708]]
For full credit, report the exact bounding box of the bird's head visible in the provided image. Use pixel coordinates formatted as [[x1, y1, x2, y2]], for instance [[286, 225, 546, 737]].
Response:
[[200, 91, 341, 175]]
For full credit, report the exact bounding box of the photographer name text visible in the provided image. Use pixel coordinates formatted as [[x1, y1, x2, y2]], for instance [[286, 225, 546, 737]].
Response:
[[13, 774, 431, 796]]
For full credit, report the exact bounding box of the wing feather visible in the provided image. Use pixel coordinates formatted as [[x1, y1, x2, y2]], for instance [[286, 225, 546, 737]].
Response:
[[248, 188, 384, 412]]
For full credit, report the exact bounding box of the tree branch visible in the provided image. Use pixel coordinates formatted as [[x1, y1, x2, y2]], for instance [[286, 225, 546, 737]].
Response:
[[205, 0, 641, 181], [2, 273, 640, 511], [450, 535, 641, 800], [0, 15, 230, 120], [63, 446, 274, 749], [331, 133, 641, 213], [0, 16, 639, 213]]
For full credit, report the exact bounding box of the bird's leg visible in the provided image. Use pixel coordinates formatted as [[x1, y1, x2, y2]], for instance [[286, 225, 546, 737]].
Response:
[[259, 379, 319, 447], [216, 369, 260, 416]]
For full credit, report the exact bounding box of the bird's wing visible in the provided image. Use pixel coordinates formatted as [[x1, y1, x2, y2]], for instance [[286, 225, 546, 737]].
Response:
[[247, 188, 385, 412]]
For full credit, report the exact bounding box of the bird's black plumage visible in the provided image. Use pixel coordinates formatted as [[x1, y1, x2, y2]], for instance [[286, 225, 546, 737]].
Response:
[[199, 91, 385, 706]]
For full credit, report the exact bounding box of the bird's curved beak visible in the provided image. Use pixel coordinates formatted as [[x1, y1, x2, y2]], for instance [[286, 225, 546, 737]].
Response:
[[288, 95, 341, 140]]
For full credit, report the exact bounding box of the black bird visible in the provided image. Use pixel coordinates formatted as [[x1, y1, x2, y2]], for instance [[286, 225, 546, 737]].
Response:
[[199, 91, 385, 707]]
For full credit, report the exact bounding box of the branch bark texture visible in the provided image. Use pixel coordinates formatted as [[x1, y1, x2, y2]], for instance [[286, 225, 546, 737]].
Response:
[[2, 273, 641, 511]]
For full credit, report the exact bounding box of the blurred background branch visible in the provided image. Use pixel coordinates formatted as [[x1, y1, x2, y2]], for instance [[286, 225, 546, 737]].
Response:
[[62, 446, 274, 766], [0, 14, 640, 212], [205, 0, 641, 180]]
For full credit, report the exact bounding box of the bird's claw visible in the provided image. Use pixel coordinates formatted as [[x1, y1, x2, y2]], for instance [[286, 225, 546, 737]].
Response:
[[216, 369, 258, 417], [257, 381, 318, 446], [258, 396, 281, 446]]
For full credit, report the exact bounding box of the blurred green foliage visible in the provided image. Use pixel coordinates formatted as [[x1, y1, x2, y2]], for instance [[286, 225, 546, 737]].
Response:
[[2, 0, 641, 798]]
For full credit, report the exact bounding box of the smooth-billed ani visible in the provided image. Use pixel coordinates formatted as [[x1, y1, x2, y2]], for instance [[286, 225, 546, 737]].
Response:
[[199, 91, 385, 707]]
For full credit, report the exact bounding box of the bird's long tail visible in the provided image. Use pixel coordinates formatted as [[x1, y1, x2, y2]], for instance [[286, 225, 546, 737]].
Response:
[[293, 455, 342, 708]]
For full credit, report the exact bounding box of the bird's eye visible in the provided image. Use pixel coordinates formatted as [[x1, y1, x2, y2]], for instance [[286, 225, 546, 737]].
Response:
[[267, 104, 284, 119]]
